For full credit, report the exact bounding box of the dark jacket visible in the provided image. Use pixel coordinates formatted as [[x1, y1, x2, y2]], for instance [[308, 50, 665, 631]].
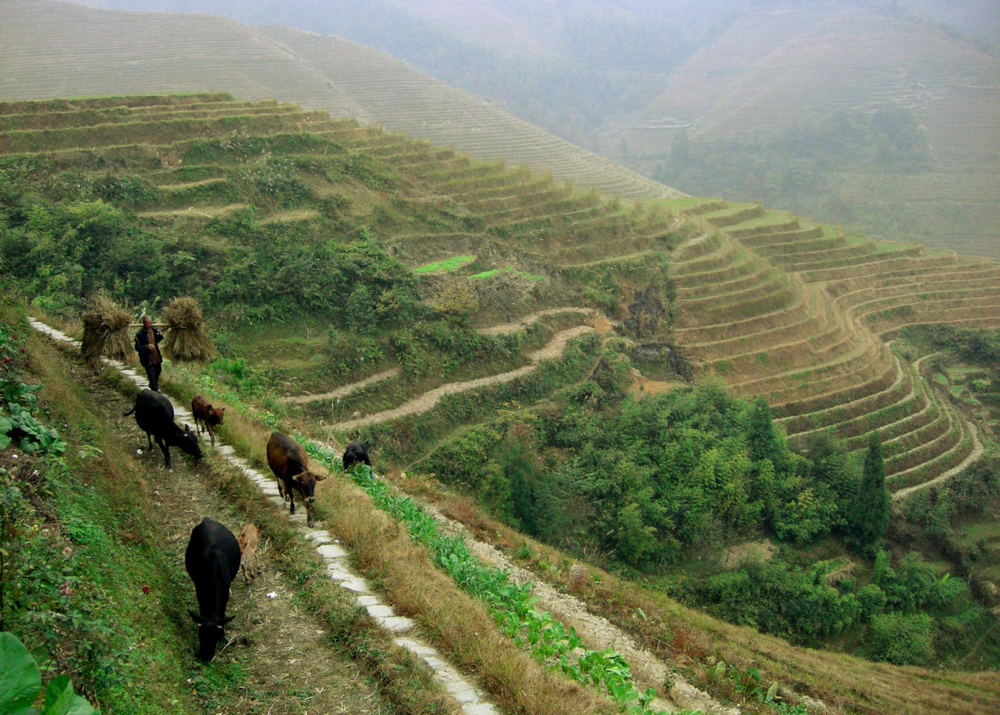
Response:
[[134, 326, 164, 366]]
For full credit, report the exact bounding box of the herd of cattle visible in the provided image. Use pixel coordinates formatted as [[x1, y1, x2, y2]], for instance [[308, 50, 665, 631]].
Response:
[[124, 388, 372, 659]]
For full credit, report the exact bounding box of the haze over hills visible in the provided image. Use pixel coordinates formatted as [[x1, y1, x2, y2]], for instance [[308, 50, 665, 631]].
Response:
[[628, 3, 1000, 261], [0, 0, 676, 200], [78, 0, 1000, 259]]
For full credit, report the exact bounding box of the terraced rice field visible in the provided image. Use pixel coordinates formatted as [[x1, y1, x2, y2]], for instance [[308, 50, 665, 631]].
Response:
[[669, 202, 1000, 493]]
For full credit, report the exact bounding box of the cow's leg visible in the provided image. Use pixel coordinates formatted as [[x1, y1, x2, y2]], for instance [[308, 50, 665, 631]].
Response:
[[288, 491, 295, 515], [207, 425, 215, 447], [305, 501, 313, 528], [146, 431, 154, 451], [155, 435, 171, 468]]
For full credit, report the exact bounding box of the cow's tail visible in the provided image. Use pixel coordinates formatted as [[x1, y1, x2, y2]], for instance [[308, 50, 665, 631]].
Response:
[[123, 406, 136, 416]]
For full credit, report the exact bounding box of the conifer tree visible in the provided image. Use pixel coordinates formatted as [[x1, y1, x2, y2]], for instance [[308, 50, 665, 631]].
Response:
[[748, 396, 785, 470], [848, 432, 890, 554]]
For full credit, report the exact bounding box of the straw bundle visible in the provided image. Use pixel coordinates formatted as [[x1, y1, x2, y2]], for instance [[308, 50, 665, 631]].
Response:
[[162, 296, 213, 362], [81, 296, 132, 365]]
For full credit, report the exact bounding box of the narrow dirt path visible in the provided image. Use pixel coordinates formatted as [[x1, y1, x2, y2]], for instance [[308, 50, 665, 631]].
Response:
[[332, 325, 595, 431], [423, 505, 741, 715], [136, 203, 247, 219], [156, 177, 226, 191], [476, 307, 594, 336], [279, 368, 401, 405], [44, 336, 390, 714]]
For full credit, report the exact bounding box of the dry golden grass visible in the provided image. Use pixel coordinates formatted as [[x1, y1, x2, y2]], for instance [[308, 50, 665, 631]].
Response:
[[162, 296, 212, 362]]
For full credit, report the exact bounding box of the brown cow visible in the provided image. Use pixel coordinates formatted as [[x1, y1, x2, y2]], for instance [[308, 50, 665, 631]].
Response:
[[237, 524, 259, 584], [265, 431, 327, 527], [191, 395, 225, 447]]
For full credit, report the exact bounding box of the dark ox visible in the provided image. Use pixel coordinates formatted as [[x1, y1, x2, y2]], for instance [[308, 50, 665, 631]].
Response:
[[342, 440, 372, 473], [266, 431, 326, 527], [191, 395, 225, 447], [124, 389, 202, 468], [185, 517, 241, 661]]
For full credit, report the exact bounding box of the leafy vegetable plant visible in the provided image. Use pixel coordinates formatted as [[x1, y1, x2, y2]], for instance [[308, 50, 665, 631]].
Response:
[[0, 631, 98, 715], [303, 438, 666, 714]]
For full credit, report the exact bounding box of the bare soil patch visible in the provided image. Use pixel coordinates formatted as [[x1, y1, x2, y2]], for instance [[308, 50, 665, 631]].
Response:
[[721, 540, 777, 569]]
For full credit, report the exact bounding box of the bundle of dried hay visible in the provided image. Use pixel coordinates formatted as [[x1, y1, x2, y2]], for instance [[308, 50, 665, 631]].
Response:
[[81, 296, 132, 365], [162, 296, 213, 362]]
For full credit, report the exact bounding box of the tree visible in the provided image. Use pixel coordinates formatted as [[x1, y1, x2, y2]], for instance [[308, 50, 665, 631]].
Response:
[[848, 433, 889, 554], [747, 396, 785, 470]]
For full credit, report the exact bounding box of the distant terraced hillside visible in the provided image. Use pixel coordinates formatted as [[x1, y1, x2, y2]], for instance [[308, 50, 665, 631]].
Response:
[[3, 93, 996, 503], [0, 0, 677, 200]]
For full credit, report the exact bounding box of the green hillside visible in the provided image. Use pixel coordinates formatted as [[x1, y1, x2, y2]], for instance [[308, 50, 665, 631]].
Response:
[[3, 95, 1000, 713]]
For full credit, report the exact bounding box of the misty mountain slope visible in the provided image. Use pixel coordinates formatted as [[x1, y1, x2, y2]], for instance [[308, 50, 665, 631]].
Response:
[[1, 0, 679, 200], [0, 0, 372, 120], [636, 6, 999, 148], [627, 4, 1000, 260], [75, 0, 1000, 259], [258, 24, 678, 200]]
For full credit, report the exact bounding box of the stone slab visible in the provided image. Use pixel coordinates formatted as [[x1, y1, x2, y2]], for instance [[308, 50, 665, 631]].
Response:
[[461, 704, 499, 715], [317, 543, 348, 560], [304, 530, 332, 545], [365, 604, 395, 619], [376, 615, 415, 633]]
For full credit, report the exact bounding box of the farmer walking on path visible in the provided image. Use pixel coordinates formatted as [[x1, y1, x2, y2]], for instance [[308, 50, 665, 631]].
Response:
[[134, 315, 164, 390]]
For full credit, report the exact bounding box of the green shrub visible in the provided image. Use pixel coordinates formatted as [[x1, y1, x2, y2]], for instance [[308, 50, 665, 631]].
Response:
[[868, 613, 934, 665], [857, 583, 887, 621]]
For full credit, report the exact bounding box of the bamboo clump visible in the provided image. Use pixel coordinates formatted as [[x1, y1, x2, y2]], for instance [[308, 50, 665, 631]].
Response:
[[162, 296, 213, 362], [81, 296, 132, 365]]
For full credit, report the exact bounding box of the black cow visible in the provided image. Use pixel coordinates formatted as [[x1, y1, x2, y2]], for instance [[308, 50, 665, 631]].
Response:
[[342, 440, 372, 473], [185, 517, 241, 661], [124, 389, 202, 468], [266, 431, 326, 527]]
